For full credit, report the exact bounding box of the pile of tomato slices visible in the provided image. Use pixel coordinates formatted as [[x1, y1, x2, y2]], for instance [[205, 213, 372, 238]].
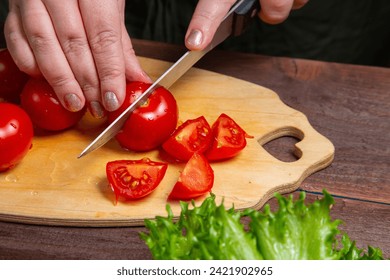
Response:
[[1, 50, 253, 203], [106, 112, 253, 202]]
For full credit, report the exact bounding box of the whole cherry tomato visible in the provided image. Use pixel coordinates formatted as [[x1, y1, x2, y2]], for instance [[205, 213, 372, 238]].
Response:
[[0, 49, 29, 103], [205, 113, 253, 161], [108, 81, 178, 152], [20, 78, 85, 131], [106, 158, 168, 202], [162, 116, 212, 161], [168, 152, 214, 200], [0, 102, 34, 172]]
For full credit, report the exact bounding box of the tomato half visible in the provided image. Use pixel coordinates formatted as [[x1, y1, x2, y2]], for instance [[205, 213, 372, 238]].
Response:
[[205, 113, 252, 161], [0, 103, 34, 172], [0, 49, 29, 103], [108, 81, 178, 152], [20, 78, 85, 131], [162, 116, 212, 161], [168, 152, 214, 200], [106, 158, 168, 201]]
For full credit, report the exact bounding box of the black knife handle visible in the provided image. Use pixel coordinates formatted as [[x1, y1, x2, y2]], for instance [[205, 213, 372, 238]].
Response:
[[232, 0, 260, 36]]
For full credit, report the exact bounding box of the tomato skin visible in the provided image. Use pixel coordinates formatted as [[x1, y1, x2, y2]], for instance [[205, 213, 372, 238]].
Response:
[[0, 103, 34, 172], [168, 152, 214, 200], [205, 113, 252, 161], [0, 49, 29, 103], [20, 78, 85, 131], [106, 158, 168, 201], [162, 116, 212, 161], [108, 81, 178, 152]]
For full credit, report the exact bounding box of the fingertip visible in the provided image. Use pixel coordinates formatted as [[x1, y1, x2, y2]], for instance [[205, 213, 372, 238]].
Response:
[[185, 29, 204, 50], [102, 91, 121, 112], [63, 93, 85, 112], [89, 100, 106, 119]]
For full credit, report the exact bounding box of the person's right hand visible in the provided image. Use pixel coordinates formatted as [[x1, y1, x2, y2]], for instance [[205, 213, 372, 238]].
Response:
[[185, 0, 309, 51], [5, 0, 151, 119]]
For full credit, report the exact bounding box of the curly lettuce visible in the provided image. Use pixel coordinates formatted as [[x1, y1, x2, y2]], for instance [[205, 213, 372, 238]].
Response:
[[140, 190, 384, 260]]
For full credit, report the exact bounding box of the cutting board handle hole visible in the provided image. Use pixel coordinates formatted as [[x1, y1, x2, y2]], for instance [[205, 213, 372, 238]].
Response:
[[262, 135, 301, 162]]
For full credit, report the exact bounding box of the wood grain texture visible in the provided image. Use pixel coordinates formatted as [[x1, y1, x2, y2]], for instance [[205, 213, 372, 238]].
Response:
[[0, 57, 334, 226], [0, 194, 387, 260], [0, 39, 388, 259]]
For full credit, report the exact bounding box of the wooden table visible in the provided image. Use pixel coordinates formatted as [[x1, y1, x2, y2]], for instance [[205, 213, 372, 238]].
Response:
[[0, 39, 389, 259]]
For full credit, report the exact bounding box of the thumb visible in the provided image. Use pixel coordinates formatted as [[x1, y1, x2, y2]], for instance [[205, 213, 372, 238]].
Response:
[[185, 0, 236, 50]]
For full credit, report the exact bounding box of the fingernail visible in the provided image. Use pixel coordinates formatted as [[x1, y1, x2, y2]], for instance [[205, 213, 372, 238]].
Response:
[[89, 101, 106, 119], [186, 29, 203, 47], [64, 93, 83, 112], [104, 91, 120, 111]]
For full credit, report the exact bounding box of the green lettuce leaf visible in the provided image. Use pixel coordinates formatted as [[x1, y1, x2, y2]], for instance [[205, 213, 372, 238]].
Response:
[[141, 197, 262, 260], [338, 234, 384, 260], [244, 191, 340, 259], [140, 190, 384, 260]]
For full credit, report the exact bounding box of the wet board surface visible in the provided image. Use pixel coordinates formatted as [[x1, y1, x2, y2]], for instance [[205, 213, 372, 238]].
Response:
[[0, 57, 334, 226]]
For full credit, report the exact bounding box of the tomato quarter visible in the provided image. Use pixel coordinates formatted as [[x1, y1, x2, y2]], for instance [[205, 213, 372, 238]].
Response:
[[20, 78, 85, 131], [162, 116, 212, 161], [0, 103, 34, 172], [106, 158, 168, 201], [205, 113, 253, 161], [0, 49, 29, 103], [168, 152, 214, 200], [108, 81, 178, 152]]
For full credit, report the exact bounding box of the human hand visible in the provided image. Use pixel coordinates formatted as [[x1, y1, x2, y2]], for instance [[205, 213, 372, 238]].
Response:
[[5, 0, 151, 118], [185, 0, 309, 50]]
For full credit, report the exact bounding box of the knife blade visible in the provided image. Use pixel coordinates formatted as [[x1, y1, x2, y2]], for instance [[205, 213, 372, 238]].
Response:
[[78, 0, 258, 158]]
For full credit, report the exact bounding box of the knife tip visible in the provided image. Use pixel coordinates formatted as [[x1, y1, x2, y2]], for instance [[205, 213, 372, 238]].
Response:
[[77, 150, 87, 159]]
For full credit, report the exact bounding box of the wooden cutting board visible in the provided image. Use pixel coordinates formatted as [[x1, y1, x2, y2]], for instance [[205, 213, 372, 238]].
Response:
[[0, 57, 334, 227]]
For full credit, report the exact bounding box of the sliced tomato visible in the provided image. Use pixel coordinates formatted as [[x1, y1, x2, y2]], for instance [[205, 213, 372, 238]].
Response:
[[205, 113, 253, 161], [106, 158, 168, 202], [168, 152, 214, 200], [162, 116, 212, 161]]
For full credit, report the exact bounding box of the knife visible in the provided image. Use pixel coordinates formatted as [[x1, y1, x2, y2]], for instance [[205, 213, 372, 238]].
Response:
[[78, 0, 259, 158]]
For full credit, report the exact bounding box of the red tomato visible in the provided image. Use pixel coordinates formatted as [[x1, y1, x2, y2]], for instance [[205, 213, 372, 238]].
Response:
[[168, 152, 214, 200], [108, 81, 178, 152], [0, 49, 29, 103], [106, 158, 168, 201], [162, 116, 212, 161], [205, 113, 252, 161], [20, 78, 85, 131], [0, 103, 34, 172]]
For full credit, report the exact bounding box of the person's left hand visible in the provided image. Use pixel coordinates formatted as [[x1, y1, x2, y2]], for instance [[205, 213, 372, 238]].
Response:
[[4, 0, 150, 119]]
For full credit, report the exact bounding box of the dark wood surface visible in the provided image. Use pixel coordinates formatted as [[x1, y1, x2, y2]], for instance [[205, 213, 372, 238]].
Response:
[[0, 39, 389, 259]]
